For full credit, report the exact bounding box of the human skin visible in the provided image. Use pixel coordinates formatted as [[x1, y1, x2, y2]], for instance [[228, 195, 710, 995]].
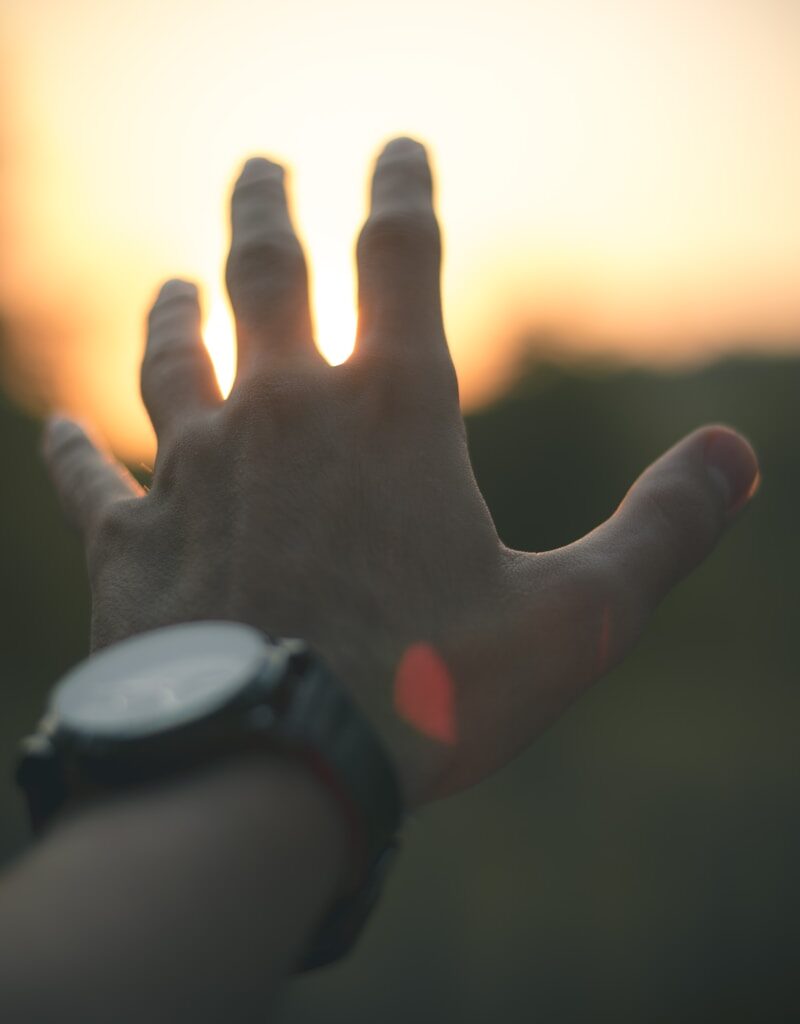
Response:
[[0, 753, 347, 1022], [43, 136, 760, 810]]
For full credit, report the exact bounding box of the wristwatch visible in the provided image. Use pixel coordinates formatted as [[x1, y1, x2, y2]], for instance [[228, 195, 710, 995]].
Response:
[[14, 621, 404, 971]]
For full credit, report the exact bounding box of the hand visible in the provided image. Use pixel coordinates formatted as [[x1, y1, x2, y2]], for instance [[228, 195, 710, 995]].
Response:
[[44, 137, 759, 808]]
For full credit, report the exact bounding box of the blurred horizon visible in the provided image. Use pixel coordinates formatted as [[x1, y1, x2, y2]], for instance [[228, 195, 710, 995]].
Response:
[[2, 0, 799, 459]]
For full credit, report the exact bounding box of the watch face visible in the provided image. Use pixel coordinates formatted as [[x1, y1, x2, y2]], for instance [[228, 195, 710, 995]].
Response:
[[53, 622, 282, 739]]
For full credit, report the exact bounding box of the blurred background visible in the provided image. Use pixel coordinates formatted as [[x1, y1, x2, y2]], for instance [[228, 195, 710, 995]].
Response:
[[0, 0, 798, 1020]]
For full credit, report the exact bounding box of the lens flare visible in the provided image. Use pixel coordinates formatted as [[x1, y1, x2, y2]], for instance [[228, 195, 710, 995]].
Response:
[[393, 643, 457, 746]]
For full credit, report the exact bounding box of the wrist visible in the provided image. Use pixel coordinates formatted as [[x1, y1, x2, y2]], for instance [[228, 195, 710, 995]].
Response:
[[158, 750, 352, 906], [59, 749, 351, 899], [17, 623, 405, 970], [1, 751, 350, 1021], [221, 750, 353, 904]]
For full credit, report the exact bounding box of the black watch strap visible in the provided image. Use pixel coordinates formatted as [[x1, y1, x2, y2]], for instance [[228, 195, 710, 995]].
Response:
[[270, 644, 405, 969], [14, 625, 405, 973]]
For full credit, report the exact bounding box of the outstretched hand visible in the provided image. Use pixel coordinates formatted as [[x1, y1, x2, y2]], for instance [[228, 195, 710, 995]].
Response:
[[44, 137, 759, 808]]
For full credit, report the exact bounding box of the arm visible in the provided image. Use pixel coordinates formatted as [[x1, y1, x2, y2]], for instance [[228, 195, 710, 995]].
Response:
[[0, 753, 346, 1022], [6, 135, 759, 1016]]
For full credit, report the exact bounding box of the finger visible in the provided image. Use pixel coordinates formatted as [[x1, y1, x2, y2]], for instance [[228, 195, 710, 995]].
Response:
[[578, 425, 760, 624], [225, 157, 315, 372], [142, 279, 222, 437], [42, 417, 143, 535], [355, 137, 445, 355]]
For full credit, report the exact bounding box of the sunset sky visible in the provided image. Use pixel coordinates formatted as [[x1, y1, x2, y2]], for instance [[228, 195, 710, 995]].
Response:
[[2, 0, 799, 458]]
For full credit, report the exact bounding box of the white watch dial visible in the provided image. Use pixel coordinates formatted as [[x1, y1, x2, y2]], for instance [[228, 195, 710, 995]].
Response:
[[53, 622, 279, 738]]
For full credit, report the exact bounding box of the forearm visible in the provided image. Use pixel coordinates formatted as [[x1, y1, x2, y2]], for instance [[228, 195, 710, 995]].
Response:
[[0, 753, 348, 1023]]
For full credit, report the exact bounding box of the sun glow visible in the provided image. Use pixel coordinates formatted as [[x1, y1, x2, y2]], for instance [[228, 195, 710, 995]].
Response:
[[201, 271, 358, 394], [312, 268, 358, 366], [4, 0, 800, 458], [202, 294, 237, 398]]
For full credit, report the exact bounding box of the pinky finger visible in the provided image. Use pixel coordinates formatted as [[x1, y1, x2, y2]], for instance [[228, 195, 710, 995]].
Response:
[[42, 416, 143, 535]]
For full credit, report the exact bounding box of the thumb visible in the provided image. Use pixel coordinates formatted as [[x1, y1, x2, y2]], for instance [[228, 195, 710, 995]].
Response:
[[582, 425, 760, 616]]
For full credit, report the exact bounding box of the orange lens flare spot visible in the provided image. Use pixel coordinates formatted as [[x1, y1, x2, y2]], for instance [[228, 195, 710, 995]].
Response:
[[393, 643, 457, 746]]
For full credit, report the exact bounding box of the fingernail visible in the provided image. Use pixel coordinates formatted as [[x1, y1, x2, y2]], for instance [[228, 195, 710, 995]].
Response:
[[156, 279, 197, 303], [238, 156, 283, 183], [381, 136, 426, 159], [704, 429, 760, 514]]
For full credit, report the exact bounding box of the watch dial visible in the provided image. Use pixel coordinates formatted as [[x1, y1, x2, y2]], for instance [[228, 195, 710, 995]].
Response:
[[53, 622, 281, 738]]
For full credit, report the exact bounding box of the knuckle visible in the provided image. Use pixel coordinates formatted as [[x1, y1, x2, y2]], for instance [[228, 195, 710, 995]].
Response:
[[234, 160, 285, 197], [148, 288, 198, 327], [52, 446, 111, 505], [151, 414, 217, 491], [225, 362, 323, 433], [376, 144, 433, 190], [141, 335, 198, 388], [143, 303, 203, 394], [47, 427, 90, 469], [639, 475, 719, 562], [147, 304, 199, 346], [350, 344, 459, 417], [226, 233, 306, 298], [358, 209, 440, 261]]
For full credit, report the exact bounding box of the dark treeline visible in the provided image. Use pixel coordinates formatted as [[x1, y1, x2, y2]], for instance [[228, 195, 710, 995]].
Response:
[[0, 350, 797, 1022]]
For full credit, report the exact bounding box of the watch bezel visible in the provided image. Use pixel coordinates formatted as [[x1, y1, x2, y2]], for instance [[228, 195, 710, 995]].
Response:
[[50, 621, 288, 743]]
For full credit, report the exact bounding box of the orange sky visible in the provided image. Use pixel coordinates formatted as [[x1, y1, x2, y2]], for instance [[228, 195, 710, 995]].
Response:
[[2, 0, 800, 458]]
